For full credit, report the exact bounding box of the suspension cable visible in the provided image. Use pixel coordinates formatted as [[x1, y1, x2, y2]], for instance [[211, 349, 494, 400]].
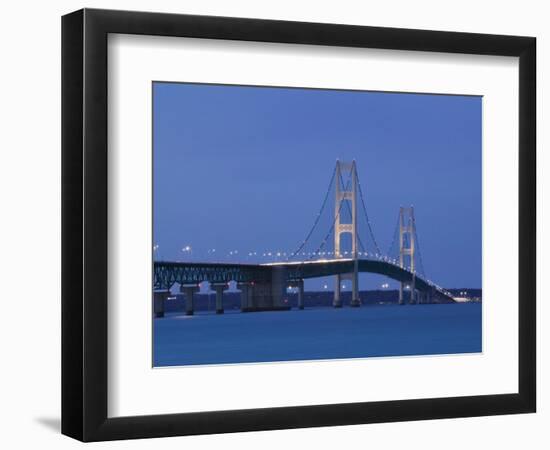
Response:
[[287, 164, 337, 261], [386, 210, 401, 260], [412, 213, 426, 277], [356, 172, 382, 256]]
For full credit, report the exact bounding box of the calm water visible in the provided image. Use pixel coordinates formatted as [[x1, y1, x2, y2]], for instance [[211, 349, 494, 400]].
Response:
[[153, 303, 482, 367]]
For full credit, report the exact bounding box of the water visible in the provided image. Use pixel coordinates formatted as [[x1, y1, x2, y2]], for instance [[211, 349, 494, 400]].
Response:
[[153, 303, 482, 367]]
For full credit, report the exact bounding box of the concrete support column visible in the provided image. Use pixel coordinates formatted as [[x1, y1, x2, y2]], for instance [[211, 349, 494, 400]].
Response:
[[271, 266, 287, 309], [350, 264, 360, 307], [297, 280, 305, 310], [153, 290, 169, 318], [211, 283, 228, 314], [410, 275, 416, 304], [180, 284, 199, 316], [237, 283, 251, 311], [399, 282, 404, 305], [333, 274, 342, 307]]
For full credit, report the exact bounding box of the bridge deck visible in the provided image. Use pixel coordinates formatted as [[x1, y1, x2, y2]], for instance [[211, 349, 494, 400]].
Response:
[[153, 258, 454, 302]]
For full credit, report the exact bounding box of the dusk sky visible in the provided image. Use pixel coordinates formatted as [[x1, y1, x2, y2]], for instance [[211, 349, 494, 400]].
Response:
[[153, 82, 481, 290]]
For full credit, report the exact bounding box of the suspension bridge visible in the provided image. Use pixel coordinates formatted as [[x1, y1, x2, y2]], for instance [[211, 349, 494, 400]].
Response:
[[153, 160, 456, 316]]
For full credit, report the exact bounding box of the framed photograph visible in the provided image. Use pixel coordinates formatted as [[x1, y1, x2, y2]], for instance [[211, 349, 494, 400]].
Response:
[[62, 8, 536, 441]]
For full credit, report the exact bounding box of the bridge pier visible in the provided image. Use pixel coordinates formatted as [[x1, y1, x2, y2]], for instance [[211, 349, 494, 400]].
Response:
[[237, 282, 252, 311], [350, 264, 360, 307], [153, 290, 170, 318], [421, 291, 428, 304], [235, 267, 288, 312], [287, 279, 305, 309], [399, 282, 404, 305], [210, 283, 228, 314], [333, 274, 342, 308], [271, 266, 288, 309], [410, 275, 416, 304], [297, 280, 305, 309], [180, 284, 199, 315]]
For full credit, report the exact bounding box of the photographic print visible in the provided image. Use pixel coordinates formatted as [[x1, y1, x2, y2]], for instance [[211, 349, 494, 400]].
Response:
[[61, 10, 535, 440], [152, 82, 482, 367]]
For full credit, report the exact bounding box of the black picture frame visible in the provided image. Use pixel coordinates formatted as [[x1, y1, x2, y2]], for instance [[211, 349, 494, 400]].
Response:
[[62, 8, 536, 442]]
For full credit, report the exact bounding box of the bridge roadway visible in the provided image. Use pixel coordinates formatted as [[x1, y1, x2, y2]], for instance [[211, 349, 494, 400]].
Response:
[[153, 259, 455, 315]]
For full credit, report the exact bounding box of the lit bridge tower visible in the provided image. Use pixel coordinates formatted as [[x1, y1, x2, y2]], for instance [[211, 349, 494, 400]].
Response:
[[333, 160, 360, 307], [398, 206, 416, 304]]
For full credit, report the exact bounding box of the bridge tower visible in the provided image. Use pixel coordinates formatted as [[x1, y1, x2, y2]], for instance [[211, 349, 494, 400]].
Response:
[[333, 160, 360, 307], [398, 206, 416, 304]]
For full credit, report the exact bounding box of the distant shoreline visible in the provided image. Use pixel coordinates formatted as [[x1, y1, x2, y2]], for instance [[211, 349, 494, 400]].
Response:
[[161, 288, 482, 313]]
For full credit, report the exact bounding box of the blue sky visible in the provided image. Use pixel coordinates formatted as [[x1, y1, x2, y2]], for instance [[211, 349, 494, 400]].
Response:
[[153, 82, 481, 289]]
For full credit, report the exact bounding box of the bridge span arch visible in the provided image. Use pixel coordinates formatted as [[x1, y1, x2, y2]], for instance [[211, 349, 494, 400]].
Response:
[[279, 259, 436, 294]]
